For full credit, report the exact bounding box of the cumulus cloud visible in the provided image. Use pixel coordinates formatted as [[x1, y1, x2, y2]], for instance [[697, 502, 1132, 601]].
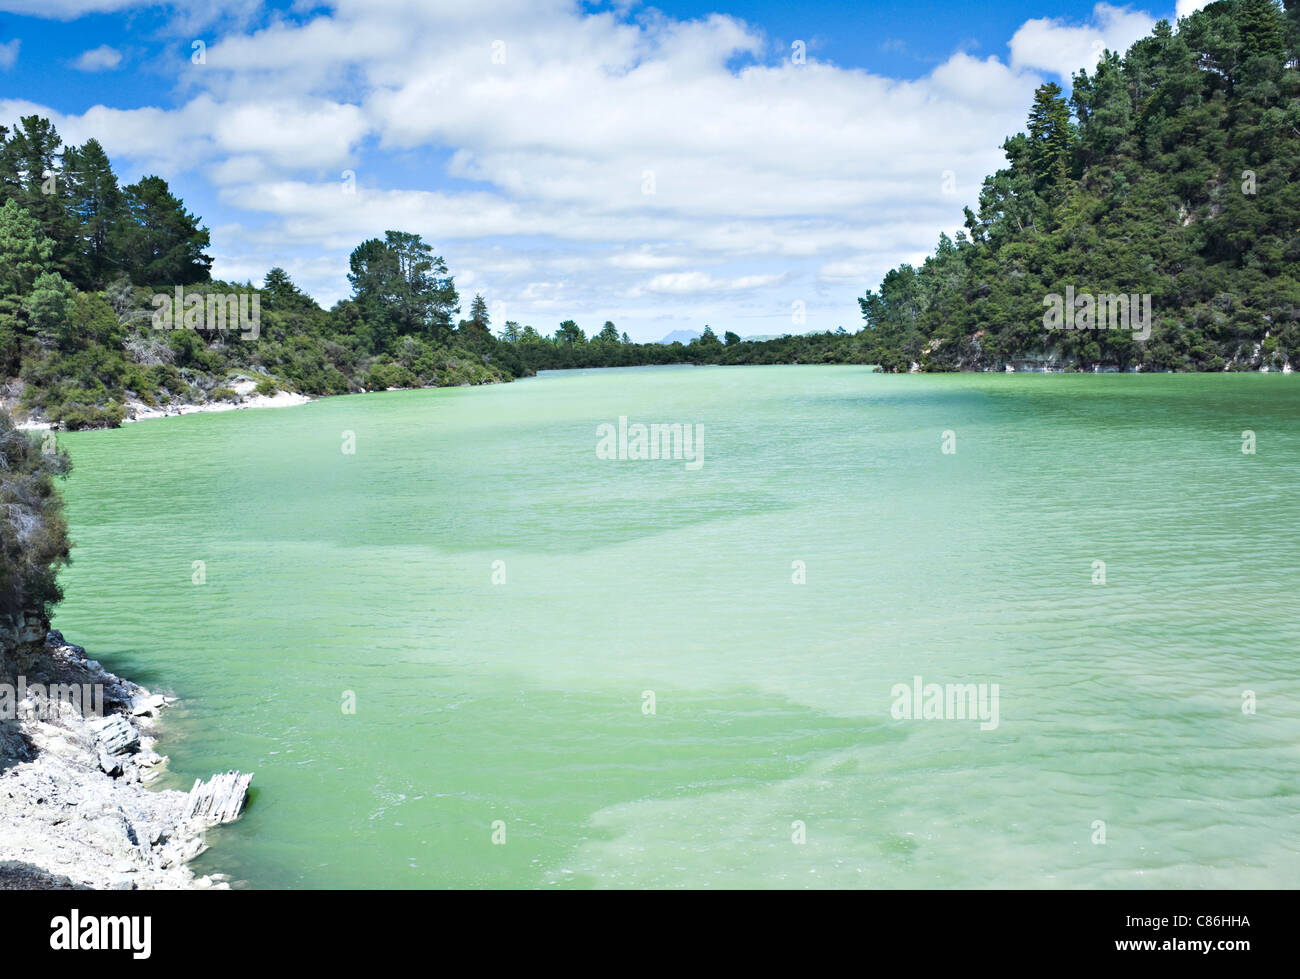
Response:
[[609, 249, 694, 271], [0, 39, 18, 70], [0, 0, 257, 26], [1176, 1, 1211, 18], [0, 0, 138, 16], [644, 272, 784, 294], [1009, 3, 1157, 78], [72, 45, 122, 71]]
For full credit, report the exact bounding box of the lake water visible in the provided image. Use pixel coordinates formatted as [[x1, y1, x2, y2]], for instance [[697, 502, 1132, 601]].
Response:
[[53, 366, 1300, 888]]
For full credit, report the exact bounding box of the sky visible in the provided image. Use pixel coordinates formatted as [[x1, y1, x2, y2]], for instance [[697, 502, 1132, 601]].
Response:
[[0, 0, 1212, 341]]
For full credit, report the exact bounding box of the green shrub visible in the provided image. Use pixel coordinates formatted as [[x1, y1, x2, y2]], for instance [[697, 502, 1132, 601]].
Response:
[[0, 412, 72, 623], [57, 403, 125, 430], [365, 362, 417, 390]]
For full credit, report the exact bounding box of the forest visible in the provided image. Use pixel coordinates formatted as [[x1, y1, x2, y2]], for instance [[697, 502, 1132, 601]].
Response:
[[860, 0, 1300, 371]]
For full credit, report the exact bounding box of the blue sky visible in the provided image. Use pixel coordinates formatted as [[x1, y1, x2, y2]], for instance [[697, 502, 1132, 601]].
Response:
[[0, 0, 1205, 340]]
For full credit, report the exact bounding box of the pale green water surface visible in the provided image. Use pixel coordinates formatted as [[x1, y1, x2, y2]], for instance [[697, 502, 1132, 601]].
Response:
[[53, 366, 1300, 888]]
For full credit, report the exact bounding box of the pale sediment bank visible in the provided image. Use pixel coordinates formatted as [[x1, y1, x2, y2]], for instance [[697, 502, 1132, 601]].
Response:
[[0, 629, 250, 890], [121, 388, 312, 425], [8, 382, 312, 432]]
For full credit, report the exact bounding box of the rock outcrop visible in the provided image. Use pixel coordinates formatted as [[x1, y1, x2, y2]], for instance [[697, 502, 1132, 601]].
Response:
[[0, 629, 251, 889], [0, 611, 51, 675]]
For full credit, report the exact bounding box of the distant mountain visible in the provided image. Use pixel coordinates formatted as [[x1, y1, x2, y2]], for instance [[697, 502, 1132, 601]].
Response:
[[655, 329, 702, 345], [655, 329, 799, 344]]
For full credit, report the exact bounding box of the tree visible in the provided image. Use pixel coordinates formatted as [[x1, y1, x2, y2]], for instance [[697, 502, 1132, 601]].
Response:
[[468, 293, 489, 327], [457, 293, 494, 350], [555, 320, 585, 345], [262, 267, 316, 312], [0, 116, 61, 200], [0, 199, 55, 299], [597, 320, 620, 343], [1071, 52, 1132, 163], [0, 116, 78, 280], [62, 138, 125, 288], [1239, 0, 1287, 60], [0, 199, 58, 371], [25, 272, 77, 349], [113, 176, 212, 285], [1026, 82, 1077, 197], [347, 231, 458, 350]]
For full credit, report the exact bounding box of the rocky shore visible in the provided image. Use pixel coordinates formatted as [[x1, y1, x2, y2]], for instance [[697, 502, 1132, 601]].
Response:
[[0, 628, 250, 890]]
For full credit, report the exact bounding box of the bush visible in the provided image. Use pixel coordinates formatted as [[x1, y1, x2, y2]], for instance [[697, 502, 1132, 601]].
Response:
[[57, 403, 125, 430], [0, 412, 72, 623], [365, 362, 418, 390]]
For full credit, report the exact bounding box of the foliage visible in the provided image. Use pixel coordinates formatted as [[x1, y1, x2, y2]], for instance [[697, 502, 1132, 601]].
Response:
[[0, 411, 71, 623], [860, 0, 1300, 371]]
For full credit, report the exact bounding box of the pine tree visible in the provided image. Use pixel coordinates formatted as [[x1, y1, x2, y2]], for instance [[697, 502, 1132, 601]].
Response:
[[1239, 0, 1287, 60], [25, 271, 77, 349], [62, 138, 125, 288], [0, 116, 79, 281], [469, 293, 490, 327], [0, 199, 57, 373], [113, 176, 212, 286], [1026, 83, 1076, 197]]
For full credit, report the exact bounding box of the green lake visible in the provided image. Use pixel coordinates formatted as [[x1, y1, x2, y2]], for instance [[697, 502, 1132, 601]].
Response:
[[53, 366, 1300, 887]]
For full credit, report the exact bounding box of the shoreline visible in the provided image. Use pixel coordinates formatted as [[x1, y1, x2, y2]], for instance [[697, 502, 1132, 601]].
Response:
[[9, 362, 1298, 434], [0, 629, 250, 890], [11, 388, 313, 432]]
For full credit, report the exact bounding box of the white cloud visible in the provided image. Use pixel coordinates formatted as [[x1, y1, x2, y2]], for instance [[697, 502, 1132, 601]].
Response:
[[1176, 1, 1211, 18], [72, 45, 123, 71], [209, 99, 368, 170], [608, 249, 694, 271], [1009, 3, 1157, 78], [0, 0, 257, 25], [644, 272, 783, 294], [817, 252, 928, 283], [0, 98, 219, 179], [0, 0, 138, 16], [0, 39, 18, 70]]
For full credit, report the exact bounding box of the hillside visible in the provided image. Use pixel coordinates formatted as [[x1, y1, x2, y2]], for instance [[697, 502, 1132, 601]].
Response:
[[860, 0, 1300, 372]]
